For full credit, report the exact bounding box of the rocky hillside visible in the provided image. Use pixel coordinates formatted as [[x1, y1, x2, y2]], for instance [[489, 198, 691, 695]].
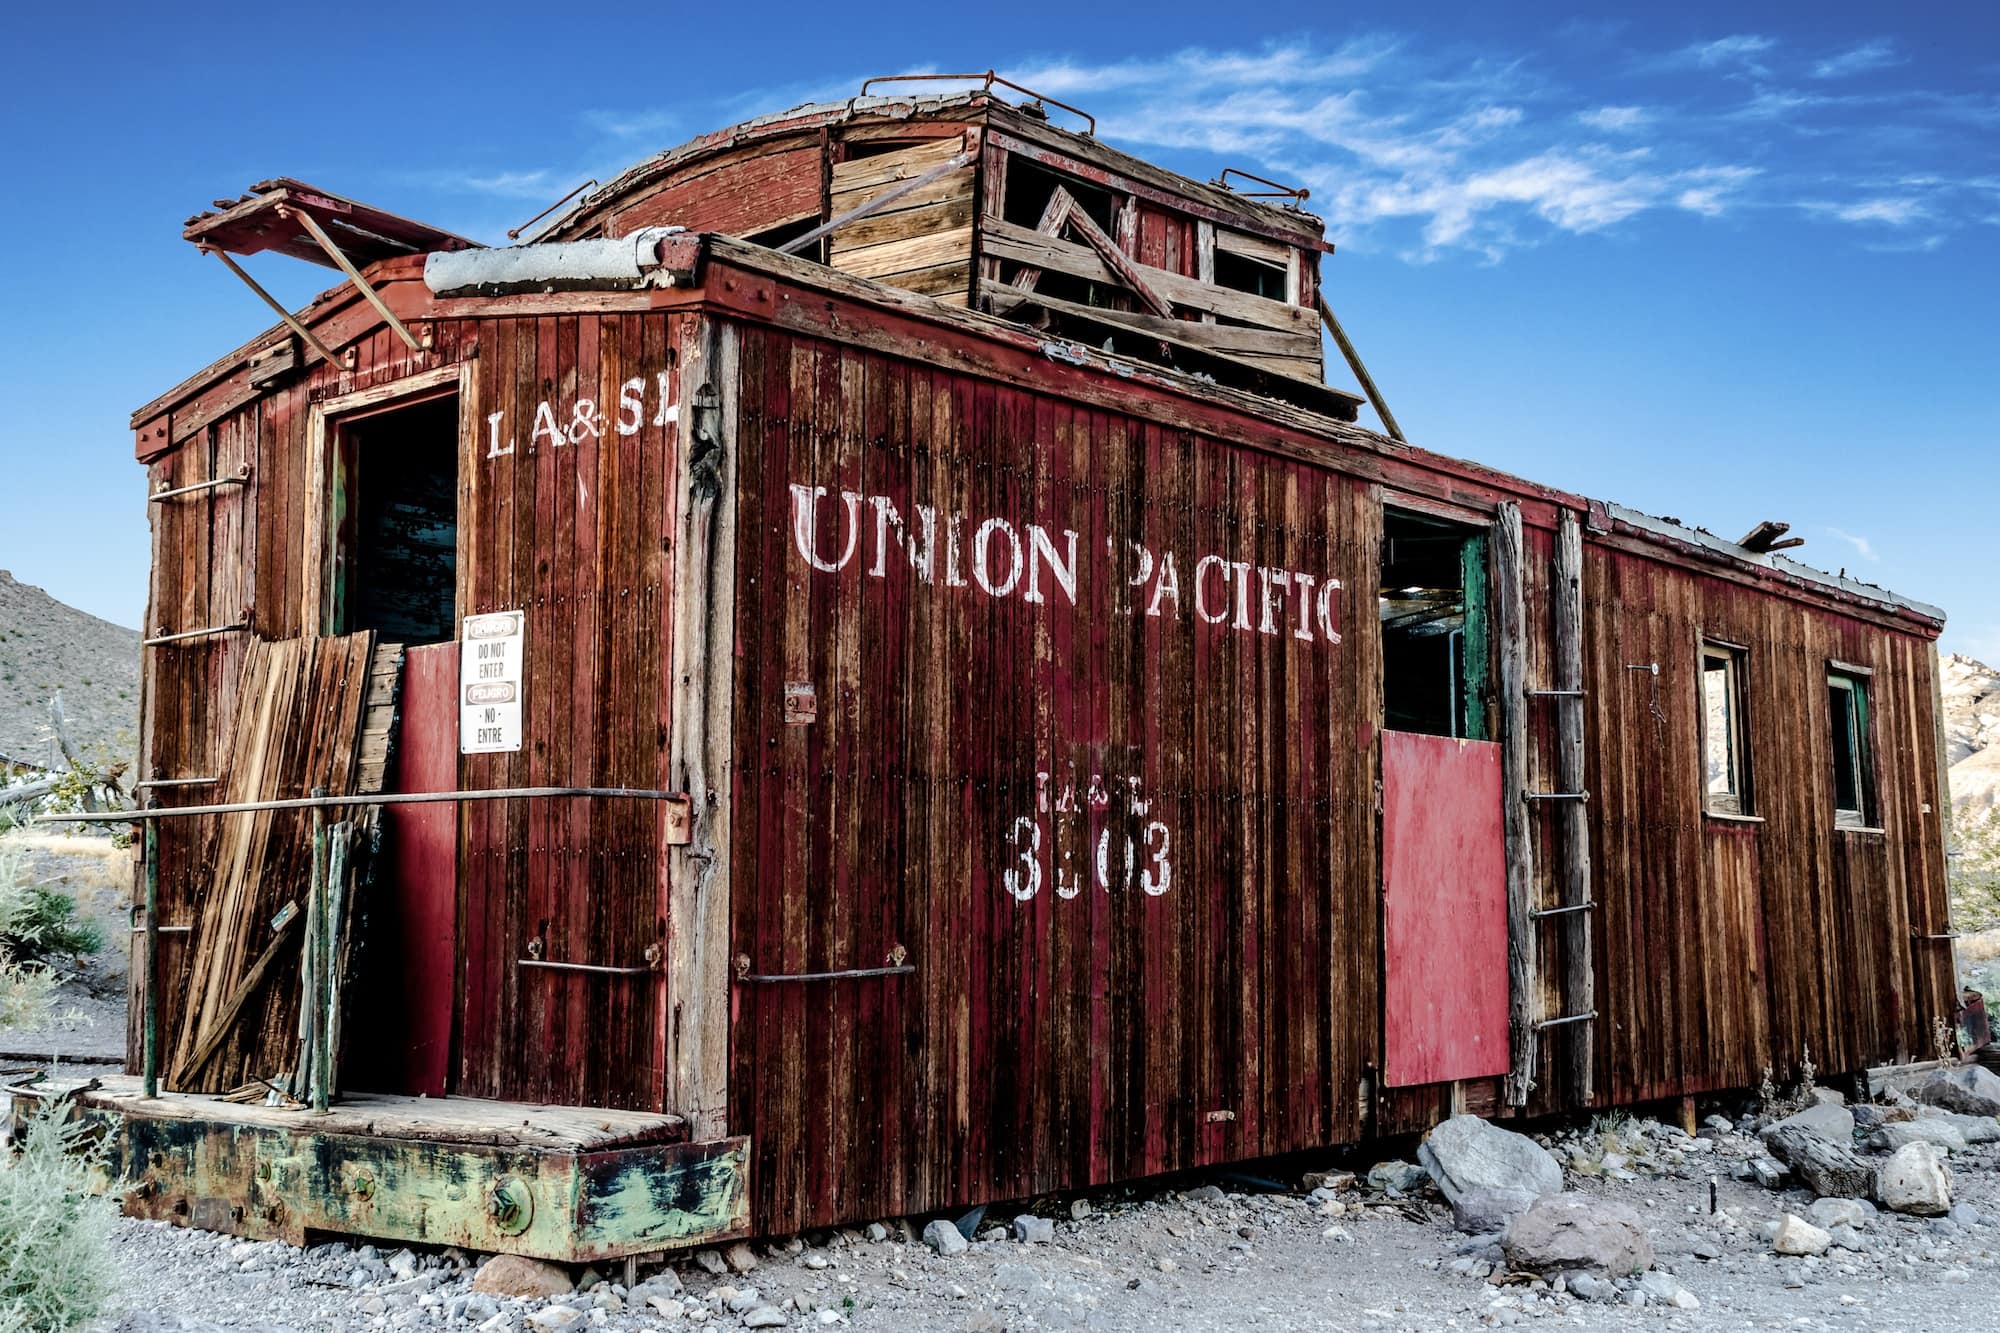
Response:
[[1945, 653, 2000, 818], [0, 570, 139, 770]]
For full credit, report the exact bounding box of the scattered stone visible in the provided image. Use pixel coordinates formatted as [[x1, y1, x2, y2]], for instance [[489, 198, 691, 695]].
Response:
[[1762, 1100, 1856, 1146], [864, 1223, 890, 1243], [1501, 1194, 1654, 1277], [1852, 1104, 1915, 1131], [1951, 1202, 1984, 1227], [1877, 1141, 1953, 1216], [1702, 1115, 1734, 1133], [1773, 1214, 1832, 1256], [1566, 1272, 1617, 1302], [1637, 1271, 1700, 1309], [1761, 1124, 1876, 1199], [1302, 1170, 1356, 1192], [695, 1249, 729, 1276], [1806, 1198, 1868, 1231], [1872, 1119, 1969, 1154], [1069, 1198, 1093, 1221], [743, 1307, 788, 1329], [525, 1310, 582, 1330], [724, 1242, 761, 1274], [993, 1262, 1041, 1291], [473, 1255, 574, 1300], [1750, 1157, 1788, 1189], [1419, 1116, 1564, 1219], [1916, 1066, 2000, 1117], [477, 1313, 517, 1333], [1931, 1111, 2000, 1144], [924, 1219, 971, 1256], [800, 1250, 831, 1269], [726, 1287, 764, 1314], [1182, 1185, 1226, 1204], [1367, 1160, 1430, 1194], [1012, 1214, 1055, 1244]]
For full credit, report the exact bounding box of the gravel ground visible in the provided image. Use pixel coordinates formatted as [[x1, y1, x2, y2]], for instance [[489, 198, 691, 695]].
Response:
[[83, 1117, 2000, 1333]]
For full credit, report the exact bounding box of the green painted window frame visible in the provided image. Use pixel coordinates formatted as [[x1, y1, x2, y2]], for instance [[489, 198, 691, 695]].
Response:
[[1827, 668, 1873, 829]]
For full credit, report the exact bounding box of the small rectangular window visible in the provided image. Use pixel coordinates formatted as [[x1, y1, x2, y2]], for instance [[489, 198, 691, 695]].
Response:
[[1828, 670, 1872, 828], [1700, 644, 1751, 815]]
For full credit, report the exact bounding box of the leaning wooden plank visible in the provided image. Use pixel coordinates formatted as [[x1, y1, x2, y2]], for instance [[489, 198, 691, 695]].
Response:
[[173, 901, 303, 1085], [982, 218, 1319, 334], [828, 168, 974, 222], [1045, 189, 1174, 318], [827, 195, 975, 254]]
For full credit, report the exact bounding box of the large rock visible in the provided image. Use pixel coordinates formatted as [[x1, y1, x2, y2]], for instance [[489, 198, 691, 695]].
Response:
[[1805, 1198, 1869, 1231], [1930, 1112, 2000, 1144], [1877, 1142, 1953, 1216], [472, 1254, 573, 1299], [1869, 1120, 1968, 1154], [1418, 1115, 1564, 1209], [1450, 1188, 1541, 1236], [1918, 1066, 2000, 1117], [1760, 1100, 1855, 1146], [1502, 1194, 1654, 1277], [922, 1219, 969, 1256], [1761, 1124, 1875, 1199]]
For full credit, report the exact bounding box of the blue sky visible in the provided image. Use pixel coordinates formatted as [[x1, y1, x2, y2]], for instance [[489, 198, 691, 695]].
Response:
[[1, 3, 1995, 656]]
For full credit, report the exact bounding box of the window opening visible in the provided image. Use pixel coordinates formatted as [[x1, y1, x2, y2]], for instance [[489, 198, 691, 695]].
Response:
[[332, 394, 460, 645], [1213, 248, 1287, 300], [1828, 670, 1872, 828], [1380, 510, 1489, 740], [1700, 644, 1752, 815]]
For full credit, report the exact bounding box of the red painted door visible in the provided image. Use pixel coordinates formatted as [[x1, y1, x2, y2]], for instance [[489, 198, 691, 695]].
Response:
[[347, 641, 459, 1096], [1381, 729, 1509, 1088]]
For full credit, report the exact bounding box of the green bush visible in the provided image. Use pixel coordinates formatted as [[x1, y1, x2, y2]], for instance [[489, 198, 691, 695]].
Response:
[[1, 887, 102, 966], [0, 841, 55, 1030], [0, 1101, 117, 1331]]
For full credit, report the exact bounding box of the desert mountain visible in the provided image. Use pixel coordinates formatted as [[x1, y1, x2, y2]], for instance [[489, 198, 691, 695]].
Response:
[[1944, 653, 2000, 819], [0, 570, 139, 770]]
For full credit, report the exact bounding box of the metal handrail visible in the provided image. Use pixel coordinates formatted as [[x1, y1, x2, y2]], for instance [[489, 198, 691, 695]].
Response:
[[151, 467, 251, 503], [37, 785, 686, 824], [858, 70, 1095, 135], [47, 787, 690, 1106], [1214, 167, 1310, 205]]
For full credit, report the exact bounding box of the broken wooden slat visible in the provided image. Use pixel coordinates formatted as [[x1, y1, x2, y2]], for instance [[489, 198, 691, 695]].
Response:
[[1494, 503, 1537, 1107]]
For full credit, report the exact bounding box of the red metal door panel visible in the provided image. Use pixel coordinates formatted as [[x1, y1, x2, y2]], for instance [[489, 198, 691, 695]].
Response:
[[351, 641, 459, 1096], [1381, 729, 1508, 1088]]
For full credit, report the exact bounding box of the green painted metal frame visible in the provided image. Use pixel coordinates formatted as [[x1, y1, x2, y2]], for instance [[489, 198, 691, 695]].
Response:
[[13, 1089, 750, 1262], [1460, 531, 1492, 742]]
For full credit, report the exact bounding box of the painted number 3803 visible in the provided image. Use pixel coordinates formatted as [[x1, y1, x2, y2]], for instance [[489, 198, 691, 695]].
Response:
[[1002, 773, 1173, 902]]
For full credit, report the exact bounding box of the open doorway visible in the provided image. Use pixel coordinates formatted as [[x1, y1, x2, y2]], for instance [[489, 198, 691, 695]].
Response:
[[330, 394, 460, 645], [1379, 509, 1490, 739]]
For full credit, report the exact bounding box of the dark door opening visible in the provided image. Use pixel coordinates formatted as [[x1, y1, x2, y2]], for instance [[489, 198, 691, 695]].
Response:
[[1380, 510, 1490, 739], [332, 395, 460, 645]]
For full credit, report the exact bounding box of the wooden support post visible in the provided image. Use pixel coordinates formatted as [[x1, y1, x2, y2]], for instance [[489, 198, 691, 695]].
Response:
[[1555, 511, 1595, 1105], [664, 321, 739, 1140], [142, 818, 159, 1099], [1495, 502, 1537, 1106]]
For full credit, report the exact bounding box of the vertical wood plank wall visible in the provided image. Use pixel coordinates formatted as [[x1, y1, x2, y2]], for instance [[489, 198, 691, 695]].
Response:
[[135, 289, 1953, 1237]]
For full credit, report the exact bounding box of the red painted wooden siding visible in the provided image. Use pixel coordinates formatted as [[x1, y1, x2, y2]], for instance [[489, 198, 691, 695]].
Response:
[[365, 640, 459, 1096], [1380, 730, 1508, 1088]]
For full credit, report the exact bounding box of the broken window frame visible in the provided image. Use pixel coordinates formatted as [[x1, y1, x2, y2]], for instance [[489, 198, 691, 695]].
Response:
[[1827, 666, 1874, 830], [1698, 641, 1752, 817]]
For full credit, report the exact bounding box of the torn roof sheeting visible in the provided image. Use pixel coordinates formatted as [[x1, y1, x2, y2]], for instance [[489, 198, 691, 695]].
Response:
[[423, 227, 689, 296]]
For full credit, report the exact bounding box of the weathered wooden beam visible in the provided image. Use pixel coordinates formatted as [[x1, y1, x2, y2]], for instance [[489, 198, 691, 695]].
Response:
[[1317, 293, 1405, 443], [173, 902, 303, 1086], [664, 319, 739, 1140], [1494, 502, 1537, 1106], [1554, 510, 1595, 1105]]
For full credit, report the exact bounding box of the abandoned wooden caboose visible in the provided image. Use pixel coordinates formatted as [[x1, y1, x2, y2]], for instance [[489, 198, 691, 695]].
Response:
[[44, 78, 1961, 1259]]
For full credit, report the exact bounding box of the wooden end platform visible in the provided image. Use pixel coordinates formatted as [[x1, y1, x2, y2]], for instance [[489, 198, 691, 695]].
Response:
[[10, 1076, 750, 1263]]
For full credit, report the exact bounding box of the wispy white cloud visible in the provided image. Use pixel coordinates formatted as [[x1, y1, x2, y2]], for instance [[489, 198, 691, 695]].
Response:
[[1578, 105, 1648, 132], [1826, 527, 1880, 560], [1675, 34, 1777, 75], [1805, 196, 1928, 225], [580, 108, 678, 141], [1814, 40, 1900, 80]]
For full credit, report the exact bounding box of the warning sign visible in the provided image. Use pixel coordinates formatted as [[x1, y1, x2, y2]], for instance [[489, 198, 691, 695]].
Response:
[[460, 610, 524, 754]]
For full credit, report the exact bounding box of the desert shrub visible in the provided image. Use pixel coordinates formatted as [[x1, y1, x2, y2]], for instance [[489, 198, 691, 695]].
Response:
[[0, 1101, 117, 1331], [0, 840, 55, 1030], [1, 886, 102, 966], [1952, 805, 2000, 932]]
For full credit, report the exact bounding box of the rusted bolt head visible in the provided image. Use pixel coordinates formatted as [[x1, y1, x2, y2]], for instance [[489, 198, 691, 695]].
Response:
[[488, 1176, 533, 1235]]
